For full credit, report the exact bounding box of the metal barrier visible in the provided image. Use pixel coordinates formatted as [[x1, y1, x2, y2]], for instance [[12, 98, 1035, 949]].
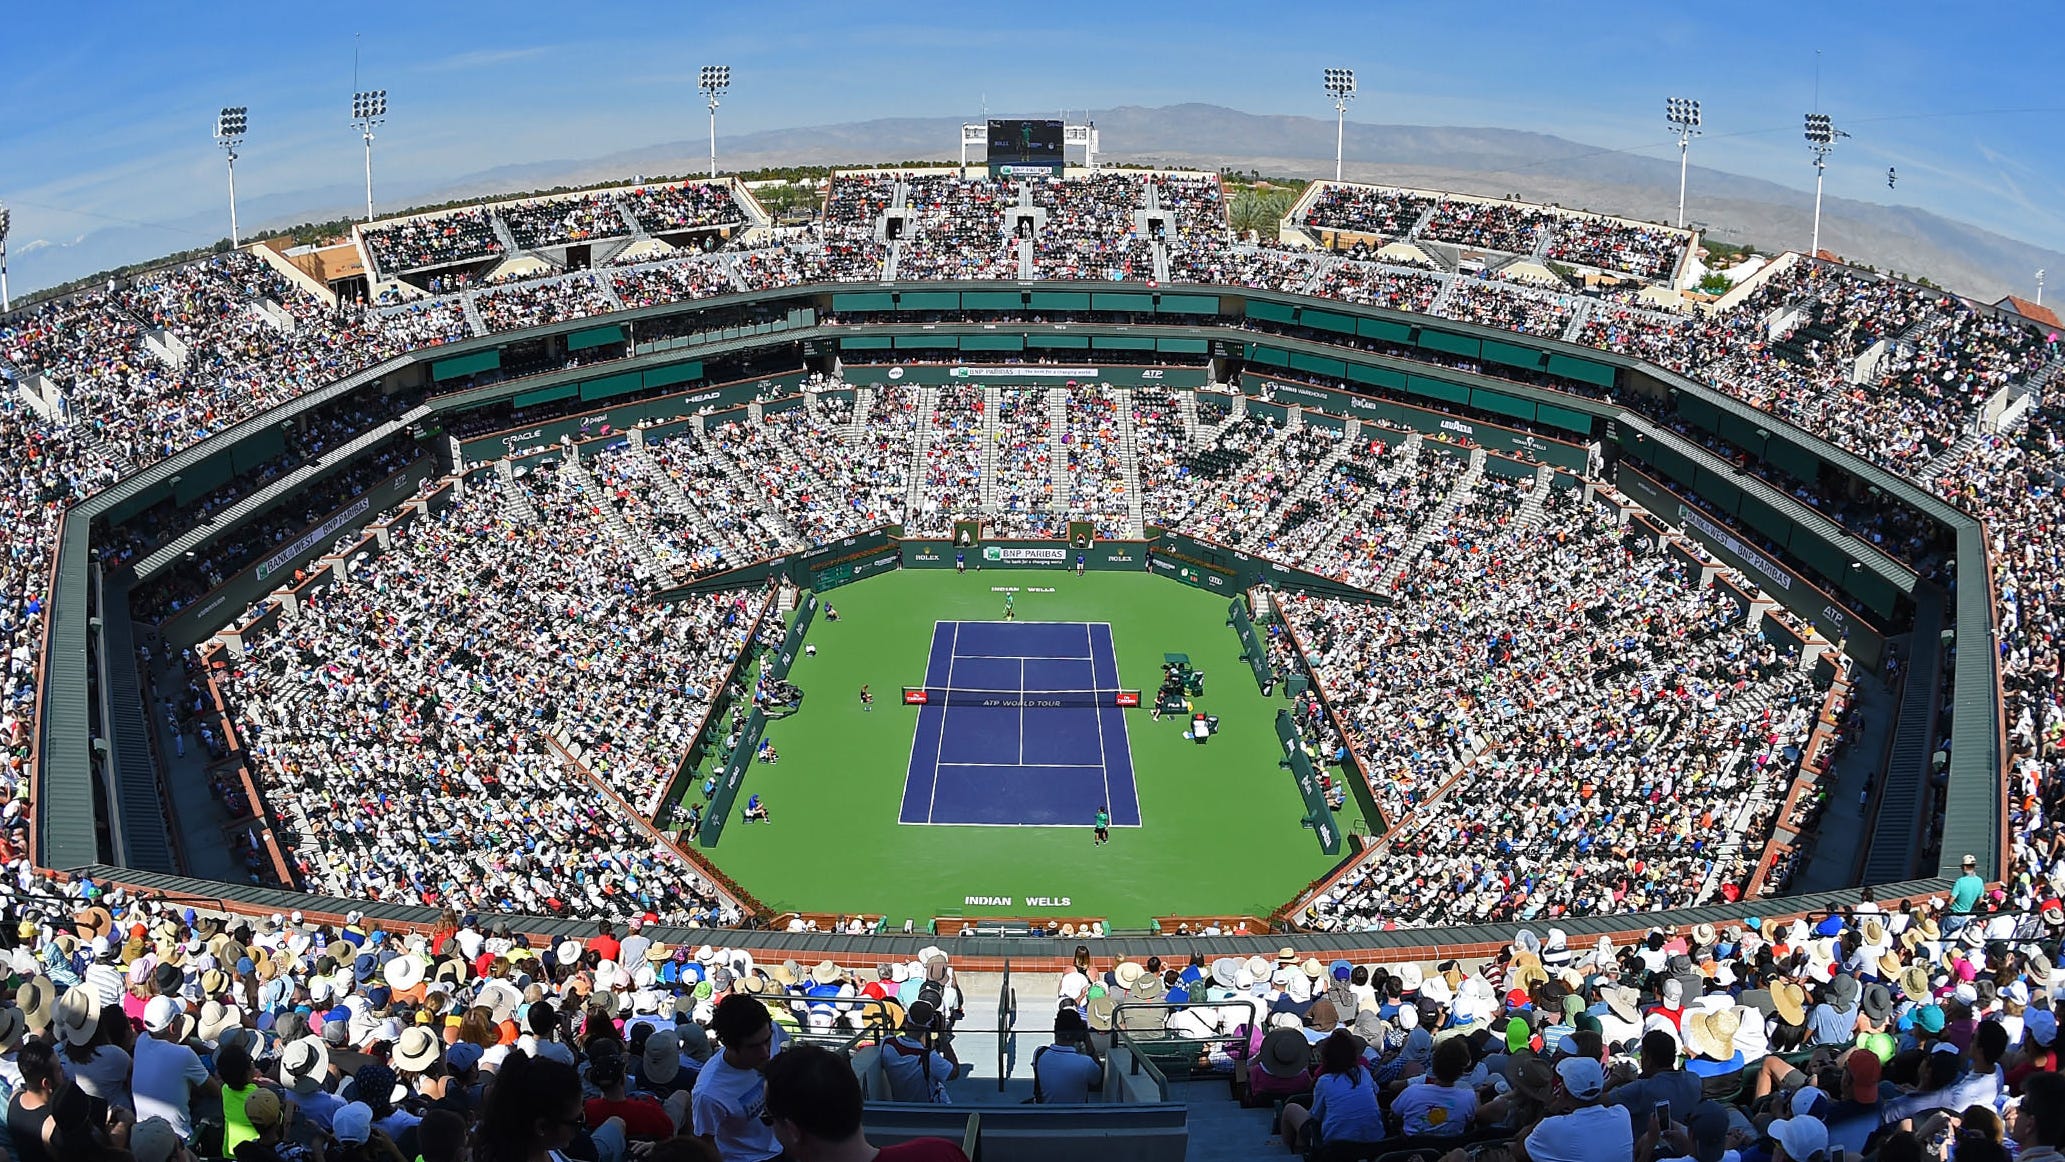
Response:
[[1100, 996, 1267, 1103], [997, 958, 1017, 1093]]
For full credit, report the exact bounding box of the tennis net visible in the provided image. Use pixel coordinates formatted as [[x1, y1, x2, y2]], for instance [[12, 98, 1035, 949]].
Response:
[[902, 686, 1141, 708]]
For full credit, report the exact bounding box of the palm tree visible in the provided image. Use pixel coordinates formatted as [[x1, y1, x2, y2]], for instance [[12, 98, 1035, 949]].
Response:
[[1228, 186, 1294, 241]]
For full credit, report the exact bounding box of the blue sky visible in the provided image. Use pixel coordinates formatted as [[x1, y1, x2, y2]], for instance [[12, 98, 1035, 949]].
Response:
[[3, 0, 2061, 294]]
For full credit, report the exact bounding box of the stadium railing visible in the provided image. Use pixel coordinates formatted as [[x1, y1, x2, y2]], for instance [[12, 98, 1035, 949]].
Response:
[[997, 958, 1017, 1094]]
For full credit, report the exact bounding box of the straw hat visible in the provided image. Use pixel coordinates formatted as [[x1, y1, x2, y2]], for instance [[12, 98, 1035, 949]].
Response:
[[196, 1001, 242, 1044], [1114, 961, 1145, 990], [394, 1026, 442, 1072], [0, 1008, 25, 1053], [1771, 981, 1807, 1027], [1683, 1008, 1740, 1060], [16, 976, 57, 1029], [810, 961, 844, 987], [54, 985, 102, 1048]]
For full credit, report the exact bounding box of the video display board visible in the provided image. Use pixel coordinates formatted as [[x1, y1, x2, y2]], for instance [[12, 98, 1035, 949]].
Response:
[[987, 118, 1064, 174]]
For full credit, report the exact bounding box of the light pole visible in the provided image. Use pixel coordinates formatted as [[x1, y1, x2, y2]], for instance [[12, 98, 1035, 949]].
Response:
[[215, 106, 248, 247], [1803, 112, 1847, 259], [1323, 68, 1356, 183], [1665, 97, 1701, 229], [699, 65, 731, 180], [0, 202, 11, 314], [2037, 269, 2046, 306], [352, 89, 387, 222]]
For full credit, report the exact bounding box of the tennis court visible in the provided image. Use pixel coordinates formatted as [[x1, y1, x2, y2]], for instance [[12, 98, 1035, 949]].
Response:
[[898, 620, 1142, 827]]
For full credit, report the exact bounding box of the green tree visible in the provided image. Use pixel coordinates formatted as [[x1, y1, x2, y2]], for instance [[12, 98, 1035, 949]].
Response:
[[1228, 186, 1292, 239], [1697, 271, 1733, 295]]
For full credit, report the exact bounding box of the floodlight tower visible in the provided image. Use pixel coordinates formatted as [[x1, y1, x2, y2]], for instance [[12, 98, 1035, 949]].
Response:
[[699, 65, 731, 180], [1665, 97, 1701, 229], [2037, 269, 2046, 306], [1323, 68, 1356, 183], [0, 203, 11, 314], [1803, 112, 1847, 259], [214, 107, 248, 247], [352, 88, 387, 222]]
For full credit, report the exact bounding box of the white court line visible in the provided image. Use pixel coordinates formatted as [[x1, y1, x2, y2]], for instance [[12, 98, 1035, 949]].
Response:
[[1087, 622, 1113, 819], [949, 653, 1094, 660], [898, 819, 1144, 829], [1017, 658, 1025, 765], [924, 622, 961, 824]]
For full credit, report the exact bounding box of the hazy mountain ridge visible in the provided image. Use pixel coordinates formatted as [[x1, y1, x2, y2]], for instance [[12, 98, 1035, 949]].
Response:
[[13, 103, 2059, 305]]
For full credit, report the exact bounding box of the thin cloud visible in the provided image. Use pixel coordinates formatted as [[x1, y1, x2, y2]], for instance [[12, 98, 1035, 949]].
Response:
[[419, 47, 548, 72]]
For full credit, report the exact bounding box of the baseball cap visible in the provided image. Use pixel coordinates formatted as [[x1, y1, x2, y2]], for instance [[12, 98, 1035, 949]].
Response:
[[143, 995, 184, 1034], [333, 1102, 374, 1144], [1769, 1115, 1828, 1161], [1553, 1055, 1605, 1101], [2026, 1007, 2058, 1047], [244, 1087, 283, 1129], [130, 1117, 184, 1162]]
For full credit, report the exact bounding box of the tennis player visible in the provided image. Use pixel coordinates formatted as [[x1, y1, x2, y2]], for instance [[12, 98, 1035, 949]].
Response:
[[1093, 805, 1110, 846], [859, 684, 873, 713], [1003, 593, 1015, 621]]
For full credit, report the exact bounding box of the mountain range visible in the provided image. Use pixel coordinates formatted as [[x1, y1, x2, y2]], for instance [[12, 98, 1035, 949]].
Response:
[[14, 102, 2060, 306]]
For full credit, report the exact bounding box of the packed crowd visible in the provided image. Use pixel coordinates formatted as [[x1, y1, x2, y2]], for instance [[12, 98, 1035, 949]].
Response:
[[609, 257, 742, 309], [1060, 383, 1133, 540], [1545, 216, 1688, 282], [1029, 173, 1149, 281], [362, 210, 505, 275], [909, 385, 986, 537], [1302, 185, 1441, 240], [0, 884, 982, 1162], [501, 194, 636, 251], [1303, 443, 1468, 590], [1298, 485, 1816, 925], [473, 276, 618, 334], [1089, 883, 2064, 1162], [1420, 198, 1556, 256], [0, 172, 2060, 963], [218, 479, 756, 918], [897, 175, 1018, 282], [622, 181, 749, 235], [985, 386, 1059, 538]]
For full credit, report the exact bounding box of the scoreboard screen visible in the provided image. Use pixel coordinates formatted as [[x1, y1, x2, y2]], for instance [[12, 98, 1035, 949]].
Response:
[[987, 119, 1065, 170]]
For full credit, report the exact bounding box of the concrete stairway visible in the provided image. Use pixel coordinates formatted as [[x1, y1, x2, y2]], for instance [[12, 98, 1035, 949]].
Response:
[[492, 459, 542, 526], [1047, 387, 1073, 515], [1916, 426, 1986, 485], [1115, 388, 1146, 537], [1376, 447, 1485, 592], [902, 386, 940, 528], [846, 386, 875, 446], [460, 293, 489, 337], [703, 432, 806, 549], [1560, 296, 1593, 344], [1515, 462, 1555, 529], [1242, 425, 1350, 552], [594, 274, 626, 313], [1177, 391, 1201, 444], [979, 385, 1002, 512], [558, 455, 666, 583], [1295, 432, 1420, 568], [625, 430, 729, 556]]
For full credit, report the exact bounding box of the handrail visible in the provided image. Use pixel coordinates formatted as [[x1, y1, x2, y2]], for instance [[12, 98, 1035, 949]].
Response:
[[996, 958, 1016, 1094], [1101, 996, 1269, 1104]]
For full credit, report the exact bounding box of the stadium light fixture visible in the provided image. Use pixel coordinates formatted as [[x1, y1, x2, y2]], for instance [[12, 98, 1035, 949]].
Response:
[[699, 65, 731, 180], [0, 202, 11, 314], [1665, 97, 1701, 229], [215, 106, 248, 247], [2037, 268, 2046, 306], [1323, 68, 1356, 183], [352, 89, 388, 222], [1803, 111, 1847, 259]]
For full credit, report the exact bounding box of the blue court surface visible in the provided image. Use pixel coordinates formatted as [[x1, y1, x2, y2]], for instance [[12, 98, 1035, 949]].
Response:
[[899, 621, 1142, 827]]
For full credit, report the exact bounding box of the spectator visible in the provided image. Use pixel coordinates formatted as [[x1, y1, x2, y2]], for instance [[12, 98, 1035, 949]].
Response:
[[691, 995, 783, 1162], [1519, 1056, 1632, 1162], [761, 1043, 968, 1161], [1032, 1010, 1102, 1103]]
